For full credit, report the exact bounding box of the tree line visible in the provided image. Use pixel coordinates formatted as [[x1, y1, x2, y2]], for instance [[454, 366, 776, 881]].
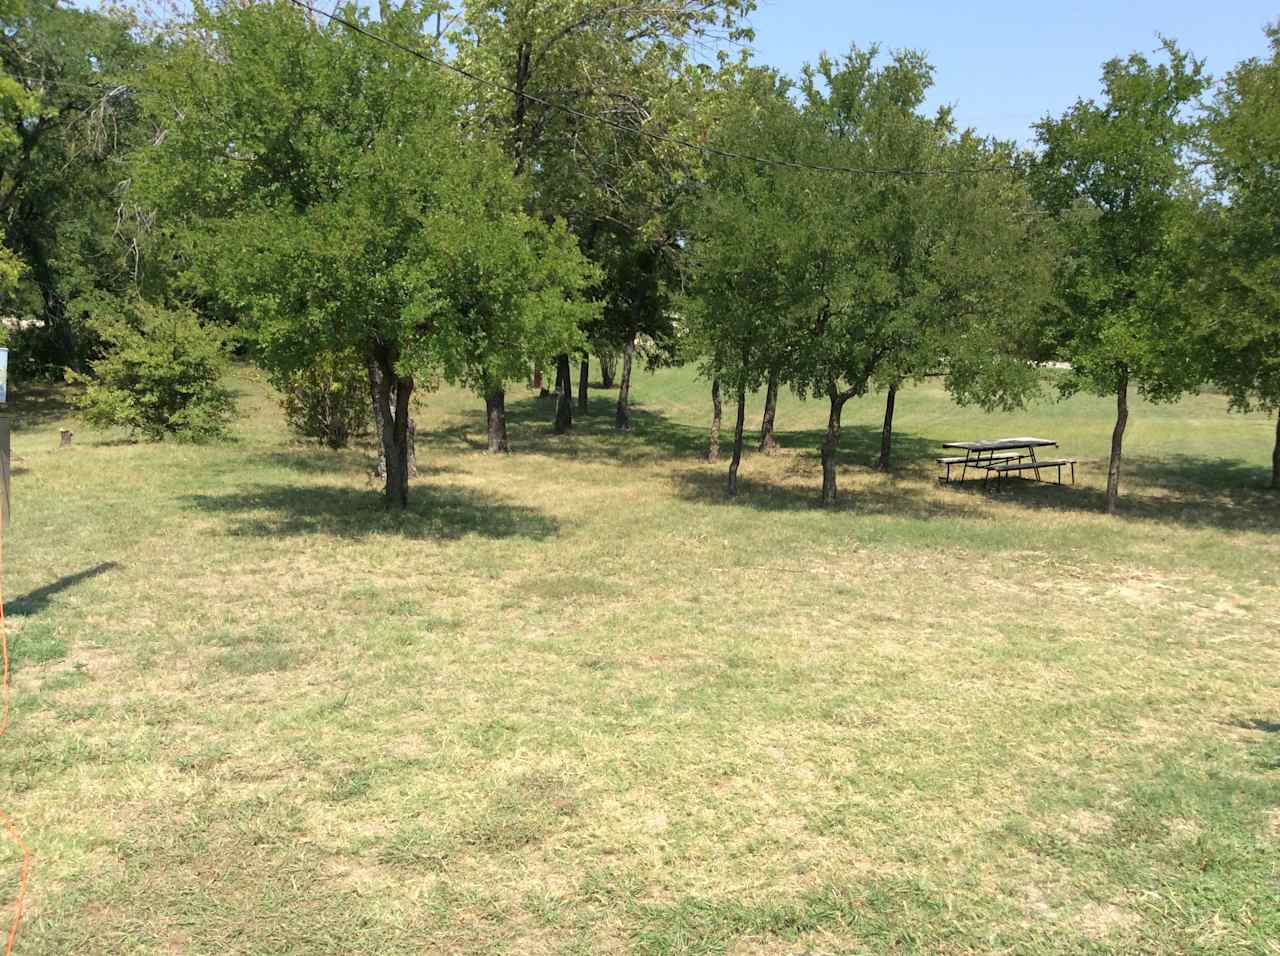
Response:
[[2, 0, 1277, 513]]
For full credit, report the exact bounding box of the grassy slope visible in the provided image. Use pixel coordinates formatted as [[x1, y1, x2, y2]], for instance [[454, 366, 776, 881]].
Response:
[[2, 366, 1278, 955]]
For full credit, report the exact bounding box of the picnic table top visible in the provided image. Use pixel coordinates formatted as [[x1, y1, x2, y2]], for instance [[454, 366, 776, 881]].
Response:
[[942, 437, 1058, 452]]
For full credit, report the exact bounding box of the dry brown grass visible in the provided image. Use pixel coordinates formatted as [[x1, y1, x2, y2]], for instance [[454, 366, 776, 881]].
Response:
[[1, 367, 1278, 953]]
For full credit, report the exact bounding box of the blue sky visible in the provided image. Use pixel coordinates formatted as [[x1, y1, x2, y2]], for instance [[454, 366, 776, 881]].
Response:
[[743, 0, 1276, 145]]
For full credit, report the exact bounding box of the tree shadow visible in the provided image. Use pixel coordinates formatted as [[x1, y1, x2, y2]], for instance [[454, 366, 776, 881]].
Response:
[[182, 482, 559, 541], [5, 382, 79, 432], [669, 462, 992, 521], [420, 393, 1277, 534], [771, 424, 938, 472], [1227, 719, 1280, 734], [947, 463, 1280, 534], [1225, 718, 1280, 771], [417, 393, 715, 464], [5, 562, 122, 617], [248, 448, 463, 481], [420, 393, 936, 471], [1129, 454, 1277, 493]]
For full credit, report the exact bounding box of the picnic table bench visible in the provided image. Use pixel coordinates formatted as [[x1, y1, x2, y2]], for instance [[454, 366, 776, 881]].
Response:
[[937, 437, 1077, 489], [935, 451, 1023, 483], [985, 457, 1076, 489]]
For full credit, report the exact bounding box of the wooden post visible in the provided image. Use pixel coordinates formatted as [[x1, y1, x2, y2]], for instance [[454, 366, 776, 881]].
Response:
[[1, 418, 10, 530], [59, 429, 73, 449]]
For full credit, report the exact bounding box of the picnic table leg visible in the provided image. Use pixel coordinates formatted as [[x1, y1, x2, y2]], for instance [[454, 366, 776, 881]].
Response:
[[1029, 446, 1042, 482]]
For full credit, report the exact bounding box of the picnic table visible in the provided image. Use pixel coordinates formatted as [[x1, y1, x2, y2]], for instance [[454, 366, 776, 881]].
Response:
[[936, 437, 1075, 487]]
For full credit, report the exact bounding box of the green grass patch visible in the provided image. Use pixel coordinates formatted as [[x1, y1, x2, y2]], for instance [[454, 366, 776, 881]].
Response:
[[1, 366, 1277, 953]]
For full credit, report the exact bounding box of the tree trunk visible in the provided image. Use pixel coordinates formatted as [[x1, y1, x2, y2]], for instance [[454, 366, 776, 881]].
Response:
[[706, 377, 722, 463], [530, 366, 543, 391], [876, 383, 898, 472], [485, 388, 509, 454], [373, 345, 414, 510], [578, 357, 589, 413], [758, 369, 779, 455], [615, 335, 635, 431], [821, 388, 849, 507], [599, 352, 616, 389], [406, 417, 417, 479], [28, 244, 78, 371], [554, 353, 574, 433], [368, 358, 387, 479], [1271, 412, 1279, 490], [727, 377, 748, 496], [1106, 365, 1129, 516]]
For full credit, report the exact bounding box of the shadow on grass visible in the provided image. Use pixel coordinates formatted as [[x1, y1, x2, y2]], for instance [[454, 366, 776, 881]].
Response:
[[768, 424, 936, 471], [947, 463, 1280, 534], [6, 562, 122, 617], [418, 391, 703, 461], [1228, 719, 1280, 734], [1129, 454, 1278, 493], [420, 392, 1277, 533], [249, 448, 463, 481], [669, 463, 995, 521], [6, 382, 79, 432], [421, 391, 936, 469], [182, 482, 559, 541]]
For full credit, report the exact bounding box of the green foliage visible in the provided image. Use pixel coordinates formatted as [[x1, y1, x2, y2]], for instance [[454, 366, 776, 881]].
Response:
[[279, 352, 370, 450], [793, 46, 1050, 408], [686, 50, 1051, 408], [0, 0, 37, 287], [0, 0, 155, 371], [411, 187, 599, 398], [135, 0, 595, 405], [1031, 40, 1210, 403], [72, 300, 234, 442], [680, 67, 823, 391], [455, 0, 754, 360], [1197, 23, 1280, 415], [0, 243, 22, 288]]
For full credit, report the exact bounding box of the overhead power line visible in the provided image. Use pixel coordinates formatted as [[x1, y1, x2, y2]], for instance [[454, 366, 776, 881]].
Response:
[[286, 0, 1016, 179]]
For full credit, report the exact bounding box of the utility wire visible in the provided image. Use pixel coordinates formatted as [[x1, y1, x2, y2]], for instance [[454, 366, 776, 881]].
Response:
[[286, 0, 1016, 179]]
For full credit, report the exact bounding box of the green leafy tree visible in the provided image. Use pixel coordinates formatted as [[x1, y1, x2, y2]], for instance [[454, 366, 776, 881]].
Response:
[[0, 0, 37, 287], [777, 46, 1049, 505], [868, 134, 1055, 471], [423, 204, 599, 452], [455, 0, 753, 432], [280, 350, 372, 450], [681, 68, 820, 493], [1198, 23, 1280, 488], [685, 49, 1049, 503], [0, 0, 152, 373], [134, 0, 594, 507], [72, 299, 234, 441], [1032, 40, 1209, 514]]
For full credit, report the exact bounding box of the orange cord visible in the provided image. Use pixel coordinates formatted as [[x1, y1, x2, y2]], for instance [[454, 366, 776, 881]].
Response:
[[1, 551, 31, 955]]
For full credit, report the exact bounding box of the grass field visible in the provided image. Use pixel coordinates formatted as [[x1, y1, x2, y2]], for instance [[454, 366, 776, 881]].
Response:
[[3, 365, 1278, 954]]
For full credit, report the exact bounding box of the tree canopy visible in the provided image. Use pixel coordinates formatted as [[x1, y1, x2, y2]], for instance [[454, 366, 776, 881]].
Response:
[[134, 0, 596, 505], [684, 47, 1053, 503], [1197, 23, 1280, 487], [0, 0, 153, 373], [1032, 40, 1210, 513], [2, 0, 1276, 511]]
